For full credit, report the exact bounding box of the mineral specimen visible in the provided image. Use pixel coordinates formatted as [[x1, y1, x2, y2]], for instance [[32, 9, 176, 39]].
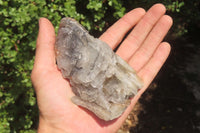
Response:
[[55, 18, 143, 121]]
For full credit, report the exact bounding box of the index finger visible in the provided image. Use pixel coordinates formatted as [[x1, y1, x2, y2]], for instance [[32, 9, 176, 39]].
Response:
[[99, 8, 145, 49]]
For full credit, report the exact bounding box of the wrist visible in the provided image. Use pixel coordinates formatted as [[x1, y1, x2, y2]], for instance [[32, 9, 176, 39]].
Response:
[[37, 116, 66, 133]]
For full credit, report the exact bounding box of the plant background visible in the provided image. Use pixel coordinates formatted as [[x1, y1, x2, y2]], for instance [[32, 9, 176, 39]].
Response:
[[0, 0, 200, 132]]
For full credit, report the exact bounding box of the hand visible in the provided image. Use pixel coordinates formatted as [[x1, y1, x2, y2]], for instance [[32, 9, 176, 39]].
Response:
[[31, 4, 172, 133]]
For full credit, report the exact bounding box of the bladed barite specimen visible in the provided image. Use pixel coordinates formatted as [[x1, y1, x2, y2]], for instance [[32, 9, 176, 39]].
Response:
[[55, 18, 143, 121]]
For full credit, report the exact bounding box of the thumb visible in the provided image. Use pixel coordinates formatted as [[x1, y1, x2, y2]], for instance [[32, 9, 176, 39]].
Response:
[[34, 18, 56, 70]]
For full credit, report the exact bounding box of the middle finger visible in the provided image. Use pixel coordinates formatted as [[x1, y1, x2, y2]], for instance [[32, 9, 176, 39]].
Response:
[[116, 4, 166, 61]]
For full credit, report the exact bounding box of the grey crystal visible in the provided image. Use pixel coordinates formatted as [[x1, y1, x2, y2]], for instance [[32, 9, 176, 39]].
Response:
[[55, 17, 143, 121]]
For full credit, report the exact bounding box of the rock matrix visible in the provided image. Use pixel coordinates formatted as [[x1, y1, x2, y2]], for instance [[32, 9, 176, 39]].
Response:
[[55, 18, 143, 121]]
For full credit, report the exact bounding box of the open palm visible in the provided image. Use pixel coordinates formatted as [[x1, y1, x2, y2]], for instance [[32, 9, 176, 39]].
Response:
[[31, 4, 172, 133]]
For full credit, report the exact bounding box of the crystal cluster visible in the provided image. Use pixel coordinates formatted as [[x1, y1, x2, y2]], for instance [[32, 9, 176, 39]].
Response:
[[55, 18, 143, 121]]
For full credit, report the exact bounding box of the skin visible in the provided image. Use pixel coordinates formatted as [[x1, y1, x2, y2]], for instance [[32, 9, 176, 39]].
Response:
[[31, 4, 173, 133]]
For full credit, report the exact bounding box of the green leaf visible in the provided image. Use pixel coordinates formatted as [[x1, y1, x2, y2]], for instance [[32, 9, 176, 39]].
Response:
[[178, 2, 185, 8]]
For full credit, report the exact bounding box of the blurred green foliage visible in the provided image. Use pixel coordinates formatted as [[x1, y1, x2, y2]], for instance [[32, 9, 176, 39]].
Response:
[[0, 0, 199, 132]]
